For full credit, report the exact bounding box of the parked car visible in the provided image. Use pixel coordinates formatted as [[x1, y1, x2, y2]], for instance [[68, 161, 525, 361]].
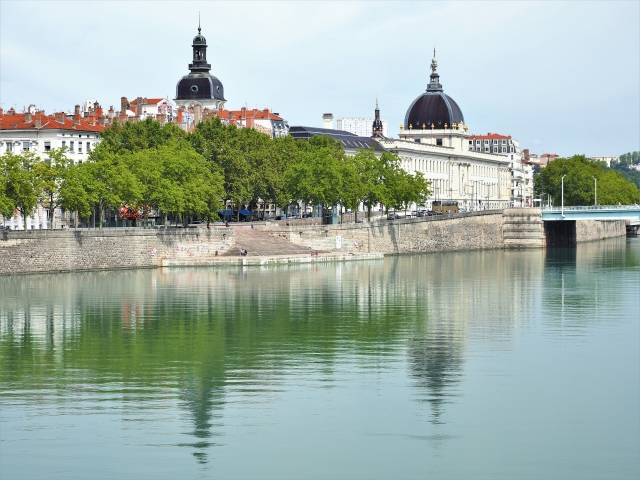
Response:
[[387, 213, 400, 220], [417, 211, 426, 217], [426, 211, 436, 216]]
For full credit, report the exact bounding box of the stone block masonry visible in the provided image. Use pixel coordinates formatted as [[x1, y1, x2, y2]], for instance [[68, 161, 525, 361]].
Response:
[[0, 228, 234, 276], [266, 211, 505, 255]]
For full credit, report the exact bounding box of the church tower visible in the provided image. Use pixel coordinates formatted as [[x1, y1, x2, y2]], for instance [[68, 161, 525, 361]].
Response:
[[174, 21, 226, 111], [372, 98, 384, 139]]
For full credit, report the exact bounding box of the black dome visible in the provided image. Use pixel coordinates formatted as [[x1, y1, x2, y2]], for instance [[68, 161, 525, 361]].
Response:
[[176, 74, 225, 102], [404, 92, 464, 130]]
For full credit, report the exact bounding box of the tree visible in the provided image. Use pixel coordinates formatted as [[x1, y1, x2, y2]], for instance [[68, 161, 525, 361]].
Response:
[[82, 144, 142, 228], [99, 118, 186, 154], [535, 155, 640, 206], [34, 148, 72, 229], [0, 152, 42, 230]]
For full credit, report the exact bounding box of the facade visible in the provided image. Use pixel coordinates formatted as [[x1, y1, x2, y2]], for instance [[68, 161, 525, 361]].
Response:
[[337, 112, 389, 138], [0, 106, 105, 229], [174, 25, 226, 111], [539, 153, 559, 165], [468, 133, 520, 157], [201, 107, 289, 139], [377, 52, 513, 211], [128, 97, 174, 122]]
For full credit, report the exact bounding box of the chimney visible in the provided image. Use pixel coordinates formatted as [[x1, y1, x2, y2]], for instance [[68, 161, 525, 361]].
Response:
[[108, 106, 114, 118], [157, 113, 166, 125], [98, 116, 106, 127], [24, 112, 32, 123], [89, 114, 96, 126], [194, 103, 202, 124], [120, 97, 129, 114], [177, 107, 184, 124], [74, 105, 81, 115], [322, 113, 333, 130], [8, 107, 16, 115], [84, 111, 90, 118], [96, 106, 103, 117], [136, 97, 143, 116], [35, 116, 42, 128], [0, 108, 3, 115], [55, 112, 65, 123]]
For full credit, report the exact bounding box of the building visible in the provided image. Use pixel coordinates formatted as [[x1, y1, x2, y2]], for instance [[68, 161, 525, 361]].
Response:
[[201, 107, 289, 139], [337, 108, 389, 138], [589, 156, 619, 167], [376, 51, 513, 211], [289, 123, 386, 155], [0, 106, 105, 229], [174, 24, 226, 113], [128, 97, 174, 122], [468, 133, 520, 157], [539, 153, 559, 165]]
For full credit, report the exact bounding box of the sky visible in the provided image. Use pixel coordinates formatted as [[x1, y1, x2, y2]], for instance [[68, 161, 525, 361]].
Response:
[[1, 0, 638, 156]]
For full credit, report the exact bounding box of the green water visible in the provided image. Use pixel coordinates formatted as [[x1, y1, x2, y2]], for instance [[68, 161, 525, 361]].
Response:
[[1, 238, 639, 479]]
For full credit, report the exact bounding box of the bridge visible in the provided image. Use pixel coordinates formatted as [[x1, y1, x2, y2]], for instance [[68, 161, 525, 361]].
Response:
[[542, 205, 640, 236]]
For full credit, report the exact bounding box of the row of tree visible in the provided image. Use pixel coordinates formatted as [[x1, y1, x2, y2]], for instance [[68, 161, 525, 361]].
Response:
[[534, 155, 640, 206], [1, 118, 431, 229]]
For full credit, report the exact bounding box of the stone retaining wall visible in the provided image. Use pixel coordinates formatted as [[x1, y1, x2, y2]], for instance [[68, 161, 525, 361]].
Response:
[[265, 211, 505, 254], [576, 219, 627, 242], [0, 228, 234, 275]]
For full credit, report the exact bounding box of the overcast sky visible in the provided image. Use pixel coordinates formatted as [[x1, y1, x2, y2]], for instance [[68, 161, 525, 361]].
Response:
[[1, 1, 638, 156]]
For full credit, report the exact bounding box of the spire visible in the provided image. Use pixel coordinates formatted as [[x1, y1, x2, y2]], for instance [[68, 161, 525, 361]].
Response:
[[427, 48, 443, 92], [189, 23, 211, 74], [372, 98, 383, 138], [198, 12, 201, 34]]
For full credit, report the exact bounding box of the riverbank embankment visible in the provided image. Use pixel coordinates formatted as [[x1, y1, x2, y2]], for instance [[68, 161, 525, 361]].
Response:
[[0, 209, 628, 275]]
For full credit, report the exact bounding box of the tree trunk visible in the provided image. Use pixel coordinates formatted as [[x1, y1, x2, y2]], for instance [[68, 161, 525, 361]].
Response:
[[98, 204, 103, 229]]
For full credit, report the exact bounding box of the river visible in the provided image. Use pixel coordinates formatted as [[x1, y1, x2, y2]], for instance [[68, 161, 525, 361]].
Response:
[[1, 238, 638, 479]]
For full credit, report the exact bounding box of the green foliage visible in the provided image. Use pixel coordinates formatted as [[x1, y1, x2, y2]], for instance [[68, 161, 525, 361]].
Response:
[[34, 148, 73, 229], [535, 155, 640, 206], [0, 152, 42, 229], [99, 118, 186, 153]]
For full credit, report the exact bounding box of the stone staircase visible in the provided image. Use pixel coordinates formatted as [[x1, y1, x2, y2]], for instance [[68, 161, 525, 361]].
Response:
[[223, 228, 318, 257]]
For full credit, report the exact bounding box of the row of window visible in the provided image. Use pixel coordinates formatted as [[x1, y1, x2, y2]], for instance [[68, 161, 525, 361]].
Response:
[[4, 140, 91, 153]]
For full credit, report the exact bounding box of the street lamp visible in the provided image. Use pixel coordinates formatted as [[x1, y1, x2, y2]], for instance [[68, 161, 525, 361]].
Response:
[[561, 174, 567, 218], [592, 176, 597, 206]]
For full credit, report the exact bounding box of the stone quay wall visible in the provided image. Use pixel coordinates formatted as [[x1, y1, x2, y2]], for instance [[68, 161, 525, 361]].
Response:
[[0, 228, 234, 276], [575, 219, 627, 242], [264, 211, 505, 254]]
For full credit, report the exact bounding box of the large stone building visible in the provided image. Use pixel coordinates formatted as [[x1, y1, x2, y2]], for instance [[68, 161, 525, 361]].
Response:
[[0, 105, 106, 229], [376, 51, 522, 211]]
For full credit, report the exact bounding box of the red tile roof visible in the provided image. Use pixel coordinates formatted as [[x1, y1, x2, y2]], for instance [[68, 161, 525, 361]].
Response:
[[0, 111, 105, 132], [468, 132, 512, 140], [203, 107, 283, 122]]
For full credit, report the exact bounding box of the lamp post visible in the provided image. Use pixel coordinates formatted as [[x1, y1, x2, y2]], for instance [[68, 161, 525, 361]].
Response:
[[592, 176, 597, 206], [561, 174, 567, 218]]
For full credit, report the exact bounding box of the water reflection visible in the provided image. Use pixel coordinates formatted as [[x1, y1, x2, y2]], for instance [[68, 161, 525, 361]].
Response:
[[1, 238, 638, 472]]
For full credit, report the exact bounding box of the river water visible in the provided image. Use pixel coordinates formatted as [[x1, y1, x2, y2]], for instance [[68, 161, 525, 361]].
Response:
[[1, 238, 639, 479]]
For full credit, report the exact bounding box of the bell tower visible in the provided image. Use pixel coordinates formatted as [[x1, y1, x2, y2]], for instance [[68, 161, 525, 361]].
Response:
[[189, 20, 211, 74]]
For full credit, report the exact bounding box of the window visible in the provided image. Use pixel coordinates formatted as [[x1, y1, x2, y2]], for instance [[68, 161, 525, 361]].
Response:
[[87, 142, 91, 152], [79, 142, 83, 153], [493, 140, 498, 145], [502, 140, 506, 144], [70, 141, 74, 152], [62, 141, 66, 150], [436, 138, 443, 146], [484, 140, 489, 145], [44, 141, 51, 152], [6, 142, 13, 153], [23, 141, 30, 152], [414, 139, 420, 143]]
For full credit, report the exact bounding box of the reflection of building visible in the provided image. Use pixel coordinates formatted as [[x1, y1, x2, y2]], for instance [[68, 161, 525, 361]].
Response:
[[377, 51, 512, 211]]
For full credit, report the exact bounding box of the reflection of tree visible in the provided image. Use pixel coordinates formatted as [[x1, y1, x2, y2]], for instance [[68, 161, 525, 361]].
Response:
[[408, 326, 464, 424]]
